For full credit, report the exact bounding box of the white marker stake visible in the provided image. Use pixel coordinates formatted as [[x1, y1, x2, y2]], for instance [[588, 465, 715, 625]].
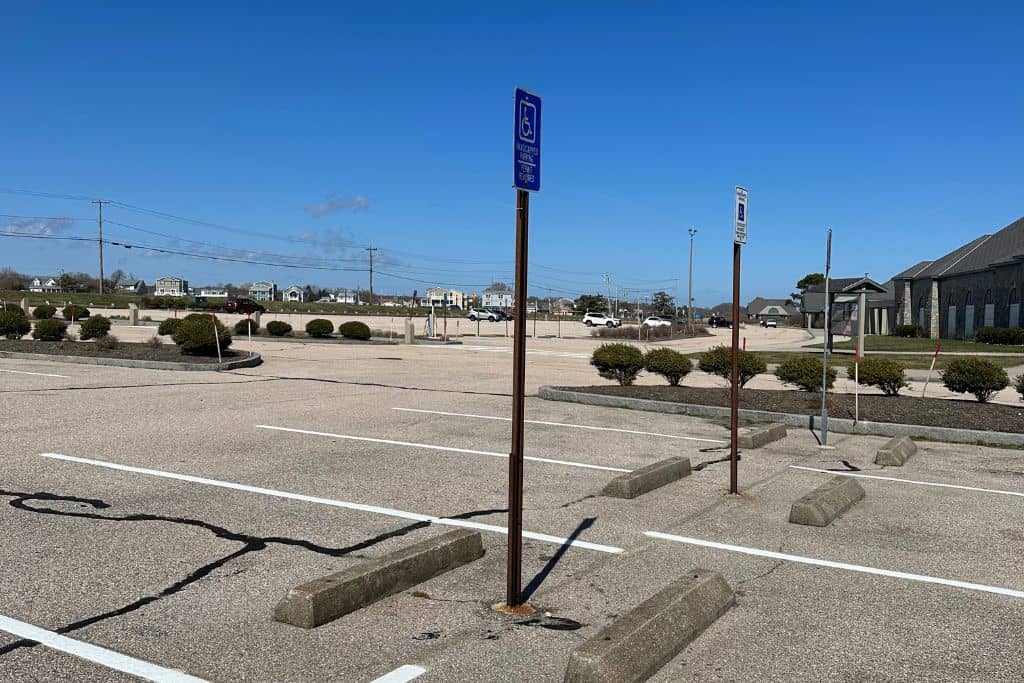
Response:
[[645, 532, 1024, 599], [0, 614, 207, 682], [921, 342, 941, 398], [210, 314, 221, 363], [369, 665, 427, 683]]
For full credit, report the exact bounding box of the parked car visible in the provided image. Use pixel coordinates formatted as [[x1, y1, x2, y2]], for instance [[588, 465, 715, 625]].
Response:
[[582, 312, 621, 327], [707, 315, 732, 329], [761, 319, 778, 328], [642, 316, 673, 328], [225, 297, 266, 315], [468, 307, 503, 322]]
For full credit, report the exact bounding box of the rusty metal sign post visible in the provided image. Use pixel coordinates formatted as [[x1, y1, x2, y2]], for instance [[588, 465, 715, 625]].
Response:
[[501, 86, 541, 613], [729, 187, 748, 495]]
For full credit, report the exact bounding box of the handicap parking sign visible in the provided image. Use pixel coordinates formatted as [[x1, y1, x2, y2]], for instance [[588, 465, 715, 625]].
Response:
[[514, 88, 541, 192]]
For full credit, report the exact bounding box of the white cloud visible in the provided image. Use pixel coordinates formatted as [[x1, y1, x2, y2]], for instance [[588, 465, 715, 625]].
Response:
[[304, 193, 371, 217]]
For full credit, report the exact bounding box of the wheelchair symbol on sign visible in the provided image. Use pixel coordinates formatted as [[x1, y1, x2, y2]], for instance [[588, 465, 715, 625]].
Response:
[[518, 100, 536, 144]]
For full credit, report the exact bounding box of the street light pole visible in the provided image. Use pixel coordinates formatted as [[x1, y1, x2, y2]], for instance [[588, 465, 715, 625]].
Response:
[[687, 228, 698, 334]]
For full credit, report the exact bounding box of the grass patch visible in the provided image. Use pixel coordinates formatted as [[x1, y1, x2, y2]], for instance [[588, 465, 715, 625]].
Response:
[[811, 336, 1024, 354]]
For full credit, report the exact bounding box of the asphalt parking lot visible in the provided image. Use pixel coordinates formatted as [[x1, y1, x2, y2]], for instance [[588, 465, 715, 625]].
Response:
[[2, 338, 1023, 682]]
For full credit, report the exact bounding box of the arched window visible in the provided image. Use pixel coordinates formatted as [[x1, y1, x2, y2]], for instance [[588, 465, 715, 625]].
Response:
[[984, 289, 993, 304], [1010, 287, 1021, 328], [965, 291, 974, 306], [1011, 288, 1019, 304], [983, 288, 995, 327]]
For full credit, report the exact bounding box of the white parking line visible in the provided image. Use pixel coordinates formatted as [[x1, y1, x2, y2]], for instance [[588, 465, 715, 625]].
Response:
[[789, 466, 1024, 498], [255, 424, 632, 473], [370, 665, 427, 683], [0, 368, 69, 378], [39, 453, 624, 554], [0, 613, 206, 682], [393, 407, 727, 444], [645, 531, 1024, 599]]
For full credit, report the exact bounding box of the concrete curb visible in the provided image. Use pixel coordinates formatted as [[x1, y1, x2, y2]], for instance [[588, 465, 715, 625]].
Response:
[[738, 423, 787, 449], [789, 476, 866, 527], [0, 350, 262, 372], [601, 457, 691, 499], [875, 436, 917, 466], [564, 569, 735, 683], [273, 529, 484, 629], [538, 386, 1024, 447]]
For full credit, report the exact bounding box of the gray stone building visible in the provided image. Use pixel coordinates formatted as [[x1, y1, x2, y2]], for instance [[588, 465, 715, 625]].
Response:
[[894, 216, 1023, 339], [802, 277, 893, 334]]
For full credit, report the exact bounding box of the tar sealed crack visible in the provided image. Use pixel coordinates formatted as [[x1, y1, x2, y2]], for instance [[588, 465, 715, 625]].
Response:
[[0, 488, 503, 656]]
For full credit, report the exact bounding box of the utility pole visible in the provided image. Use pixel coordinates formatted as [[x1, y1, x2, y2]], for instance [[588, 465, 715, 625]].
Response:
[[365, 246, 378, 305], [92, 199, 109, 294], [687, 228, 698, 334], [602, 273, 612, 314]]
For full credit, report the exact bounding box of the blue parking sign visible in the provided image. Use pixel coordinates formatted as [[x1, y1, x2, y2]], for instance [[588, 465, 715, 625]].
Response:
[[514, 87, 541, 192]]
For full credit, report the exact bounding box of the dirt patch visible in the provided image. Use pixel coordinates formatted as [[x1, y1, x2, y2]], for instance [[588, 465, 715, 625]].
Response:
[[561, 385, 1024, 434], [0, 339, 239, 363]]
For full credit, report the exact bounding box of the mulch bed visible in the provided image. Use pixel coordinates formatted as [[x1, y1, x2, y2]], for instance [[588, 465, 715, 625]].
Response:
[[0, 339, 239, 363], [561, 385, 1024, 434]]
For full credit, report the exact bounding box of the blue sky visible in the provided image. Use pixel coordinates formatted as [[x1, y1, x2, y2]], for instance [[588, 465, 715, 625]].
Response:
[[2, 1, 1022, 306]]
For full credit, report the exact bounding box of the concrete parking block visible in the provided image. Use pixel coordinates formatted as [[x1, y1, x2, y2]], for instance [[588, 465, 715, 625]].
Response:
[[601, 457, 692, 499], [875, 436, 918, 466], [274, 529, 484, 629], [564, 569, 735, 683], [789, 476, 866, 527], [737, 423, 787, 449]]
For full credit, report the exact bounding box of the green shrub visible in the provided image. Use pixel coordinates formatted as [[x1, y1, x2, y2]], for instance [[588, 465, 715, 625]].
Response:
[[591, 343, 645, 386], [95, 334, 119, 351], [643, 348, 692, 386], [0, 308, 31, 339], [171, 313, 232, 355], [157, 317, 182, 336], [234, 318, 259, 335], [339, 320, 371, 340], [893, 324, 926, 338], [305, 318, 334, 338], [698, 345, 767, 387], [848, 357, 908, 396], [941, 358, 1009, 403], [32, 318, 68, 341], [1015, 373, 1024, 401], [266, 320, 292, 336], [975, 327, 1024, 345], [79, 315, 112, 340], [62, 304, 91, 321], [775, 355, 836, 392], [32, 304, 57, 320]]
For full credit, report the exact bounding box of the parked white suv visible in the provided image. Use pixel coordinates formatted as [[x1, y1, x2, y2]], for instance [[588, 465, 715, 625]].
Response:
[[642, 316, 672, 328], [582, 312, 621, 327], [467, 308, 498, 322]]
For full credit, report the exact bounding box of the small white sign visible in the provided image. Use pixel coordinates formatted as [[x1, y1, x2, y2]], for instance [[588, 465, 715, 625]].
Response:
[[734, 186, 748, 244]]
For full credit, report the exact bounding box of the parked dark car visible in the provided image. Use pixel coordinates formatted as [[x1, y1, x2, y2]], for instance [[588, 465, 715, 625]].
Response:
[[707, 315, 732, 329], [225, 297, 266, 315]]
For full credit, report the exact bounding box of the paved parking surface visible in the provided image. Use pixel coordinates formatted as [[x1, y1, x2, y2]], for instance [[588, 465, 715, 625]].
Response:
[[1, 339, 1022, 681]]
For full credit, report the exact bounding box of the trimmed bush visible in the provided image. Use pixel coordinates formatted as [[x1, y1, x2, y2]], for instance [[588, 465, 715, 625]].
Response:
[[95, 334, 119, 351], [591, 343, 645, 386], [305, 318, 334, 338], [775, 355, 836, 392], [698, 345, 767, 388], [62, 304, 91, 321], [32, 318, 68, 341], [1015, 373, 1024, 401], [893, 324, 926, 338], [848, 357, 908, 396], [266, 320, 292, 337], [145, 335, 163, 348], [79, 315, 112, 340], [32, 304, 57, 320], [0, 308, 32, 339], [157, 317, 182, 336], [941, 358, 1009, 403], [975, 327, 1024, 346], [171, 313, 232, 355], [339, 320, 371, 340], [234, 318, 259, 336], [643, 348, 693, 386]]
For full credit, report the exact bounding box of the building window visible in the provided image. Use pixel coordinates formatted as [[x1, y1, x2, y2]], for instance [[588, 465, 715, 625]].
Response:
[[983, 288, 995, 327], [1010, 287, 1020, 328]]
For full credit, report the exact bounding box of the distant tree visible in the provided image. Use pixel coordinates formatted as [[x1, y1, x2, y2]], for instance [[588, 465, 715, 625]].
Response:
[[486, 281, 511, 292], [58, 273, 80, 292], [574, 293, 608, 313], [651, 291, 675, 315], [0, 267, 26, 290], [106, 268, 126, 290], [792, 272, 826, 311], [711, 302, 733, 317]]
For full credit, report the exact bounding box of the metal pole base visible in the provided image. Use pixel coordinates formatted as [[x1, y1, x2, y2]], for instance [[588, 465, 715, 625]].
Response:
[[492, 602, 535, 617]]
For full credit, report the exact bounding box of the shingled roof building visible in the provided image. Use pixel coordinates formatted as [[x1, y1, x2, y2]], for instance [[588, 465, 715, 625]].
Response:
[[894, 216, 1024, 339]]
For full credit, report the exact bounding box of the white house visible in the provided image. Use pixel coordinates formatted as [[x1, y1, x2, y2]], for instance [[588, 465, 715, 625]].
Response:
[[114, 278, 147, 295], [336, 289, 361, 305], [154, 276, 189, 297], [248, 281, 277, 302], [482, 292, 513, 309], [28, 277, 62, 293], [281, 285, 306, 303], [426, 287, 465, 309], [195, 287, 228, 298]]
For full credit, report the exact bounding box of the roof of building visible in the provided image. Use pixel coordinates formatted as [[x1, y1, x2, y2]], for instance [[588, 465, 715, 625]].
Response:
[[746, 297, 796, 315], [893, 260, 934, 280], [898, 216, 1024, 280]]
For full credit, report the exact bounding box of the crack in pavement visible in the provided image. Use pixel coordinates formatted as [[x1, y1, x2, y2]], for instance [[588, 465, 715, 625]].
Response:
[[0, 487, 505, 656]]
